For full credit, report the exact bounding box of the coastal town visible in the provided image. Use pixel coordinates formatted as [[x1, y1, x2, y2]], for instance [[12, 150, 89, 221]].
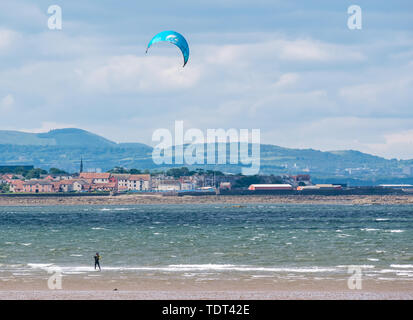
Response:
[[0, 163, 351, 194], [2, 163, 413, 196]]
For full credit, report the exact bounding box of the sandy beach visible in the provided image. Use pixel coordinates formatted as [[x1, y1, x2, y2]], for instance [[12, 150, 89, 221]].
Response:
[[1, 277, 412, 300], [2, 290, 413, 300], [1, 193, 413, 206]]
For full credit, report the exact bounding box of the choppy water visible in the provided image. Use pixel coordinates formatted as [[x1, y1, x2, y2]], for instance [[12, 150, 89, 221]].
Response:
[[0, 204, 412, 283]]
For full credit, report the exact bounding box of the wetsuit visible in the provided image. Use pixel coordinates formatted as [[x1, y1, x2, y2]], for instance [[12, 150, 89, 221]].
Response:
[[94, 254, 101, 271]]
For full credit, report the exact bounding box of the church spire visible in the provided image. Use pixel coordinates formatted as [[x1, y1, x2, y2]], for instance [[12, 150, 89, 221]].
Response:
[[80, 157, 83, 173]]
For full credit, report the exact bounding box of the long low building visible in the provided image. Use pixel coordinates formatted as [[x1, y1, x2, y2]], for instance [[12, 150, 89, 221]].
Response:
[[379, 184, 413, 189], [248, 184, 293, 191], [297, 184, 342, 191]]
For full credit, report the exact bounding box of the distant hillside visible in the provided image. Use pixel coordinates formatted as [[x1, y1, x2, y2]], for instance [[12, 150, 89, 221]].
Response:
[[0, 130, 55, 146], [37, 128, 117, 147], [0, 128, 116, 147], [0, 128, 413, 185]]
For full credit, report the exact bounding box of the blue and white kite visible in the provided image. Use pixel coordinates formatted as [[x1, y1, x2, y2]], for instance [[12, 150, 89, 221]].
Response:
[[146, 30, 190, 67]]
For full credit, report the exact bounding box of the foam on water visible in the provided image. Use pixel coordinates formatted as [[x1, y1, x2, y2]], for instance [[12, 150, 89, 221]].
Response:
[[390, 264, 413, 269], [25, 264, 342, 274], [28, 263, 53, 269], [1, 204, 412, 283]]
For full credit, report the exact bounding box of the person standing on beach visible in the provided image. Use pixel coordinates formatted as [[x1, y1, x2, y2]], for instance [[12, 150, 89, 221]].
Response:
[[94, 252, 101, 271]]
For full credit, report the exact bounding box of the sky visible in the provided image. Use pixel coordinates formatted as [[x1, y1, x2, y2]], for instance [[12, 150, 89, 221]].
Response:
[[0, 0, 413, 159]]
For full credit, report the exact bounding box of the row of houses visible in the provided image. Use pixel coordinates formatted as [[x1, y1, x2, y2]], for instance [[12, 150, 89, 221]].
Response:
[[3, 173, 151, 193], [2, 172, 216, 193]]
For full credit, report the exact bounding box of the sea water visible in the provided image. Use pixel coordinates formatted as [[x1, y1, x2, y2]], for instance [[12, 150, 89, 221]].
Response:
[[0, 204, 412, 283]]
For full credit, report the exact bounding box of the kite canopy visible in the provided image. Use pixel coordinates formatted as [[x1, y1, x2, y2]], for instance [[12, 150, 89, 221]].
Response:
[[146, 30, 190, 67]]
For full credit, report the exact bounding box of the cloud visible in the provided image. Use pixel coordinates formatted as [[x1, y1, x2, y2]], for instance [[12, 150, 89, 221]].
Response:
[[277, 39, 365, 62], [338, 73, 413, 116], [273, 73, 300, 88], [0, 94, 14, 111], [260, 116, 413, 159], [81, 55, 202, 93], [0, 1, 46, 31], [339, 77, 413, 104], [202, 38, 366, 67], [0, 29, 18, 51], [0, 1, 412, 160], [365, 130, 413, 160]]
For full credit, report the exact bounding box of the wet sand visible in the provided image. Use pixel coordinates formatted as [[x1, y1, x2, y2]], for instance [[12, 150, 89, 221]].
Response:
[[2, 290, 413, 300], [1, 194, 413, 206], [0, 281, 413, 300], [1, 277, 412, 300]]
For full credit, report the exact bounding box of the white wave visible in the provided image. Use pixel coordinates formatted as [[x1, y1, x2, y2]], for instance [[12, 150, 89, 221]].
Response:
[[63, 271, 86, 275], [26, 264, 63, 273], [335, 265, 375, 269], [28, 264, 341, 274], [12, 273, 33, 276], [374, 269, 413, 274], [157, 265, 338, 273], [387, 230, 404, 233], [390, 264, 413, 269], [360, 228, 380, 232], [28, 263, 53, 268], [358, 265, 376, 269], [375, 218, 389, 221], [337, 234, 351, 237]]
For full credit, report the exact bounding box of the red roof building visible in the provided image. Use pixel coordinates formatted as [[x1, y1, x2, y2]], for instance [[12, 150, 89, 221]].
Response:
[[79, 172, 110, 184]]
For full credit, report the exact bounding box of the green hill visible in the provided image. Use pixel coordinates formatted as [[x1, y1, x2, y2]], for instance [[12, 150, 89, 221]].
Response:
[[0, 128, 116, 147], [37, 128, 117, 147], [0, 128, 412, 185], [0, 130, 56, 146]]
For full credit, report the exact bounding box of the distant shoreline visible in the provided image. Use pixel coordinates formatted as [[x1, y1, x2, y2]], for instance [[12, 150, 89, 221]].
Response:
[[1, 193, 413, 206]]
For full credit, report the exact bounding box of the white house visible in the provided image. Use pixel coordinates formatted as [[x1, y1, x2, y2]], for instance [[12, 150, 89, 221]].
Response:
[[157, 179, 181, 191], [127, 174, 151, 191]]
